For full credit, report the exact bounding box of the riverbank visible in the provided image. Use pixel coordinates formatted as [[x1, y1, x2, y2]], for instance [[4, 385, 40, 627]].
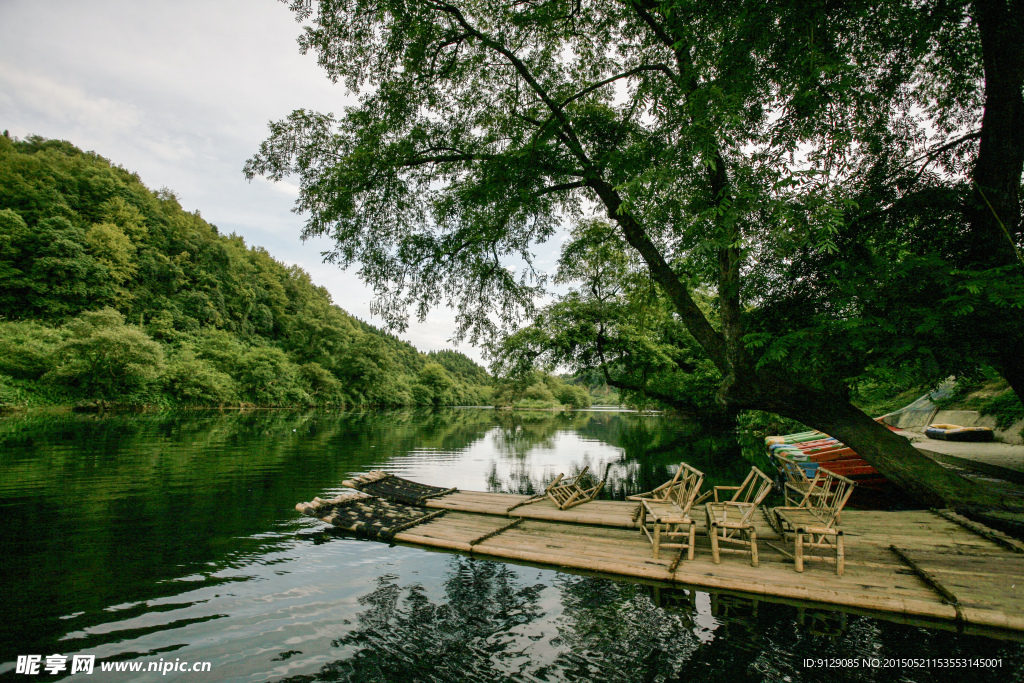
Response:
[[880, 382, 1024, 445], [901, 430, 1024, 477]]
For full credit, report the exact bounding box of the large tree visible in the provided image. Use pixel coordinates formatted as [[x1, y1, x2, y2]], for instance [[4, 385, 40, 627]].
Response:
[[247, 0, 1021, 510]]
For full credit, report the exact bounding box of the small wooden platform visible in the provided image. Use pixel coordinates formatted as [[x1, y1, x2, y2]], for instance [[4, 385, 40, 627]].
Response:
[[302, 488, 1024, 639]]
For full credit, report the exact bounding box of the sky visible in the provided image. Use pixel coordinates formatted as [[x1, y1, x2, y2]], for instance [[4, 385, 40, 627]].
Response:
[[0, 0, 502, 364]]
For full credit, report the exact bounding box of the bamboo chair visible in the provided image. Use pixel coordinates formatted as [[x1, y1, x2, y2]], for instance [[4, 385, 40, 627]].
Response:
[[627, 463, 710, 560], [705, 466, 776, 567], [771, 469, 857, 575], [775, 454, 820, 506], [544, 465, 607, 510]]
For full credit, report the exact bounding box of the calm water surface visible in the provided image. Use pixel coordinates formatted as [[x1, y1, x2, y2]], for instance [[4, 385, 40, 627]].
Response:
[[0, 409, 1021, 682]]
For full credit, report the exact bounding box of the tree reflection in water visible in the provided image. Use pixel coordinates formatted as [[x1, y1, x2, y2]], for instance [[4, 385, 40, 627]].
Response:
[[279, 557, 546, 682], [275, 551, 1024, 683], [275, 557, 706, 683], [547, 575, 700, 681]]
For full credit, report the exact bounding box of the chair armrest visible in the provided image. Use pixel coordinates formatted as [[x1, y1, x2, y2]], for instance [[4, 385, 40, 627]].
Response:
[[712, 485, 741, 503]]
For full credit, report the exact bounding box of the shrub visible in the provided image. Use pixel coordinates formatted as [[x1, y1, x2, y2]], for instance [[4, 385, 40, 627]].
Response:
[[298, 362, 346, 404], [517, 383, 558, 408], [555, 383, 591, 409], [0, 320, 64, 379], [235, 346, 305, 405], [163, 348, 237, 405], [414, 363, 455, 405], [47, 308, 165, 402], [980, 392, 1024, 430]]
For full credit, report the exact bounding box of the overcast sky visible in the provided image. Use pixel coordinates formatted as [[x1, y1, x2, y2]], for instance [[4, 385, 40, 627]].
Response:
[[0, 0, 499, 364]]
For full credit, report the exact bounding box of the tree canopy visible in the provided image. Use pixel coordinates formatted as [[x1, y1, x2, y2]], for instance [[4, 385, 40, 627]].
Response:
[[248, 0, 1023, 509]]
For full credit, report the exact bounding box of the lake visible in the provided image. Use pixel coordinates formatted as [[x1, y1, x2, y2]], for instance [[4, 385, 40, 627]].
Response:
[[0, 408, 1021, 682]]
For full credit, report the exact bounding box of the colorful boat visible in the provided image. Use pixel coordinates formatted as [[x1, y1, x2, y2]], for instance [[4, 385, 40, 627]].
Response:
[[766, 429, 888, 489], [924, 423, 995, 442]]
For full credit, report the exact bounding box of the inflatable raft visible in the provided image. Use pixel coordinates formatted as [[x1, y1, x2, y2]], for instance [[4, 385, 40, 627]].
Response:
[[924, 423, 995, 442]]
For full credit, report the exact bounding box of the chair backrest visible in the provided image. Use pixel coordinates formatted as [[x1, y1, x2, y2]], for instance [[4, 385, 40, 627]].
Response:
[[727, 466, 776, 506], [776, 455, 809, 485], [667, 463, 705, 514], [797, 469, 856, 524]]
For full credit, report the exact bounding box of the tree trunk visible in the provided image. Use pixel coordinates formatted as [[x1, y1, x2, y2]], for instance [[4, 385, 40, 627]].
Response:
[[968, 0, 1024, 402], [996, 340, 1024, 403], [968, 0, 1024, 268], [746, 377, 1016, 512]]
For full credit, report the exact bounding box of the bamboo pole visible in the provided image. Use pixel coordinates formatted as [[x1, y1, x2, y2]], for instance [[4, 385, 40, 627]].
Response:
[[890, 545, 965, 626], [933, 509, 1024, 554]]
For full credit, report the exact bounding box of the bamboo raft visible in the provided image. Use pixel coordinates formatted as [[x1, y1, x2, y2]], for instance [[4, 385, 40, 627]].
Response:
[[296, 473, 1024, 639]]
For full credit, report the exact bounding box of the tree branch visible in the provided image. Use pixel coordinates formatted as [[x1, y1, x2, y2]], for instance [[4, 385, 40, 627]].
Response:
[[555, 64, 676, 111], [532, 181, 586, 197], [424, 0, 593, 167], [400, 153, 497, 167]]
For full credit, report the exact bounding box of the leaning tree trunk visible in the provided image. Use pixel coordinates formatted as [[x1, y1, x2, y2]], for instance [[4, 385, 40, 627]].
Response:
[[751, 377, 1015, 512], [605, 183, 1015, 511]]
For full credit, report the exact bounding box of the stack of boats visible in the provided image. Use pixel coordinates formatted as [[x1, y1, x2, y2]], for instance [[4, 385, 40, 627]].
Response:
[[766, 429, 887, 489]]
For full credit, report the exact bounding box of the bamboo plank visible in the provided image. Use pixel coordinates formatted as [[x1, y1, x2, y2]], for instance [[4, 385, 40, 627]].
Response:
[[478, 532, 946, 600], [496, 539, 982, 607]]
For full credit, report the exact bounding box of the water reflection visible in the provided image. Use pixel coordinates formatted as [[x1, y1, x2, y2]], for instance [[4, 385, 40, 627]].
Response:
[[0, 408, 1021, 681], [269, 549, 1023, 683], [305, 559, 546, 683]]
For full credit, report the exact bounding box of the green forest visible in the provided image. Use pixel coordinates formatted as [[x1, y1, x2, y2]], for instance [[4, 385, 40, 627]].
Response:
[[0, 133, 503, 409]]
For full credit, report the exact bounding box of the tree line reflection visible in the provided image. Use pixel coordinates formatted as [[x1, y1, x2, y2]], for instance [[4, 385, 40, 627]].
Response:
[[276, 553, 1022, 683]]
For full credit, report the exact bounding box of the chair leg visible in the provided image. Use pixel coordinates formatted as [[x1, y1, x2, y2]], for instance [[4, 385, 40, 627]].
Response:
[[710, 522, 720, 564], [836, 531, 844, 576], [794, 528, 804, 573], [653, 521, 660, 560], [749, 528, 758, 568], [687, 521, 696, 561]]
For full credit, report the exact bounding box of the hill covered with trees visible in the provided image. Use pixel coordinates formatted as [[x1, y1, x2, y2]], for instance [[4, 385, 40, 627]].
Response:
[[0, 133, 491, 408]]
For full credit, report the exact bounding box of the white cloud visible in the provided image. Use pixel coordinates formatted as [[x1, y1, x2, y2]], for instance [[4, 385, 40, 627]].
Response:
[[268, 179, 302, 197], [0, 64, 142, 131]]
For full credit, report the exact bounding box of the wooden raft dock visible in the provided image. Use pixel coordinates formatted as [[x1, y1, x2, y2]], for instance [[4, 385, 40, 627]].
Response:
[[298, 480, 1024, 639]]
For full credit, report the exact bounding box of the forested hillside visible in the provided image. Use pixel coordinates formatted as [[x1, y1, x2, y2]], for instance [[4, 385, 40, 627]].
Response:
[[0, 134, 491, 408]]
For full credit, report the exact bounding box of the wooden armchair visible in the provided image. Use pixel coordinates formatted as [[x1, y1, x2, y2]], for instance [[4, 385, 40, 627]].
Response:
[[705, 466, 776, 567], [771, 469, 856, 575], [545, 465, 606, 510], [628, 463, 710, 560]]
